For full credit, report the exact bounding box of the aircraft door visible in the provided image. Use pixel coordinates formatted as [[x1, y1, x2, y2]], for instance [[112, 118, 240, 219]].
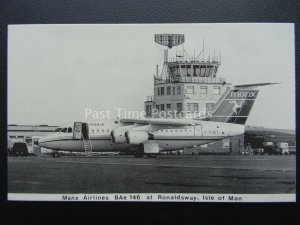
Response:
[[194, 125, 203, 137], [82, 123, 89, 140], [73, 122, 82, 139]]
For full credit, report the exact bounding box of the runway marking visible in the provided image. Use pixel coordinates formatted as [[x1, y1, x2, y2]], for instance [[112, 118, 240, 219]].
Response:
[[33, 159, 295, 172]]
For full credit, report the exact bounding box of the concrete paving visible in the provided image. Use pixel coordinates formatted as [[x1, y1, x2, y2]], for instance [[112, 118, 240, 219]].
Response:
[[8, 154, 296, 194]]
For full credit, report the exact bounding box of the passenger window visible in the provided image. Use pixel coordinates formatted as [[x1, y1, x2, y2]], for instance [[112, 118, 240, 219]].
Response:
[[68, 127, 72, 133]]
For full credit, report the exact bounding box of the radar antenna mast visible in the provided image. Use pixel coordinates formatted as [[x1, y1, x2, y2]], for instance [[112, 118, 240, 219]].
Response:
[[154, 34, 185, 78]]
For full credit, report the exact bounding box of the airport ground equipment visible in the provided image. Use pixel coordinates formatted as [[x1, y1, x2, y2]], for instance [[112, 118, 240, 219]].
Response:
[[288, 146, 296, 155], [252, 148, 264, 155], [8, 139, 29, 157], [262, 142, 278, 155], [83, 139, 93, 156], [82, 123, 93, 156], [277, 142, 289, 155]]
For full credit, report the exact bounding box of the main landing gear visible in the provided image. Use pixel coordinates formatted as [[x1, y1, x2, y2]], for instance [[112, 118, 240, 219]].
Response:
[[132, 143, 159, 158], [133, 152, 158, 158], [146, 153, 158, 158], [50, 151, 60, 157], [133, 151, 144, 158]]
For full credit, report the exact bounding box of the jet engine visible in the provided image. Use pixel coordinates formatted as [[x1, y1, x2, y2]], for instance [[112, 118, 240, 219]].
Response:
[[125, 131, 149, 145], [111, 125, 136, 144]]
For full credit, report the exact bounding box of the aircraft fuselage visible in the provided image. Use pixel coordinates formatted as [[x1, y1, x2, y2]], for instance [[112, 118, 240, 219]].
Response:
[[38, 119, 244, 152]]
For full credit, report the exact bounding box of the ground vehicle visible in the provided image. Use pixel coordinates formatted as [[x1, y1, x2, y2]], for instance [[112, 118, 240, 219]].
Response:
[[8, 140, 29, 156], [262, 142, 278, 155], [277, 142, 289, 155], [288, 146, 296, 155], [253, 148, 264, 155]]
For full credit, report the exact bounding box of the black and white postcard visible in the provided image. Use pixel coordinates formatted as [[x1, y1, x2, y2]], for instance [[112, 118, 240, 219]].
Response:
[[7, 23, 295, 202]]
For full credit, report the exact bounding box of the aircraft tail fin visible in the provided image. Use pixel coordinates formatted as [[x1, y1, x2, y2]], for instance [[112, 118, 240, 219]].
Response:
[[205, 82, 278, 125]]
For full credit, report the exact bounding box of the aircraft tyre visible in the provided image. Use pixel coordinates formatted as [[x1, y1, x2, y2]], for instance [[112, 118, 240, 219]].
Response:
[[51, 152, 60, 158], [146, 153, 157, 158]]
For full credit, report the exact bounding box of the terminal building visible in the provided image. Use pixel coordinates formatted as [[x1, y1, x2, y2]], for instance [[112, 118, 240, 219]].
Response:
[[8, 124, 58, 153], [8, 124, 58, 139]]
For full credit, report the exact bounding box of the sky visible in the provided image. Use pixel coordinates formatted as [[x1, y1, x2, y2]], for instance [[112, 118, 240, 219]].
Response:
[[8, 24, 295, 129]]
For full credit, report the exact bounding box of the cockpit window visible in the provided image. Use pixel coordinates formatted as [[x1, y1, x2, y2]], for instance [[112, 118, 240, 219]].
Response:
[[55, 127, 62, 132], [68, 127, 72, 133], [61, 127, 67, 133]]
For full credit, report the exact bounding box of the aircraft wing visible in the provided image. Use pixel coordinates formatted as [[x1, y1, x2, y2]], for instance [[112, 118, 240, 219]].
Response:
[[120, 118, 200, 126]]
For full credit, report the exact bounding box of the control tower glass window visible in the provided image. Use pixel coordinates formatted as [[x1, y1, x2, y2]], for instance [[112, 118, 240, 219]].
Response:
[[200, 66, 206, 77], [186, 65, 192, 76], [186, 86, 194, 94], [167, 86, 171, 95], [193, 65, 200, 76], [205, 67, 209, 77], [200, 86, 208, 94], [205, 66, 213, 77], [213, 67, 218, 77], [213, 86, 221, 95], [181, 65, 187, 76]]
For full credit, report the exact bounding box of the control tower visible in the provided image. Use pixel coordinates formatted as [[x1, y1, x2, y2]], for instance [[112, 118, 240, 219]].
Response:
[[145, 34, 231, 119], [144, 34, 243, 154]]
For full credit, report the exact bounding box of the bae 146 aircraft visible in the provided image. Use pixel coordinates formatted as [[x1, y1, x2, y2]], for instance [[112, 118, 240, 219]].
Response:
[[37, 83, 277, 157]]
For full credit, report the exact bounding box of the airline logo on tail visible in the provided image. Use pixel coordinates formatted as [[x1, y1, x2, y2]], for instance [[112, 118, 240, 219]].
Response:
[[225, 90, 258, 115], [208, 90, 259, 124], [229, 100, 244, 114], [226, 90, 258, 100], [206, 82, 278, 124]]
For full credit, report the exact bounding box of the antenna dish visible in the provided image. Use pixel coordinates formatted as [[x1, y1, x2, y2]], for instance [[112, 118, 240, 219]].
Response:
[[154, 34, 185, 49]]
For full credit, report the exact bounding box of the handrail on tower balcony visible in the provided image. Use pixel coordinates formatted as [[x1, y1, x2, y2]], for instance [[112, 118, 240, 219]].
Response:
[[154, 76, 226, 84]]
